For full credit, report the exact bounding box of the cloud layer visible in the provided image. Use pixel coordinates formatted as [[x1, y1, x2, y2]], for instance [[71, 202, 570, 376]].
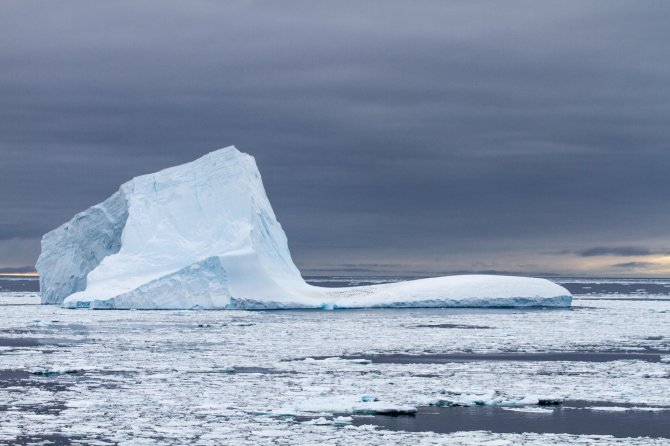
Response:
[[1, 1, 669, 275]]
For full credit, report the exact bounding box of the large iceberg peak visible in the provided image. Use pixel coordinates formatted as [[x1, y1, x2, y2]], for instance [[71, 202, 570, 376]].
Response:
[[38, 146, 305, 308], [37, 145, 572, 309]]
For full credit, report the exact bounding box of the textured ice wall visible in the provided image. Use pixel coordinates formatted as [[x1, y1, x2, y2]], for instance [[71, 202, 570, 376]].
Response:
[[85, 256, 231, 309], [36, 189, 128, 304], [45, 146, 310, 307]]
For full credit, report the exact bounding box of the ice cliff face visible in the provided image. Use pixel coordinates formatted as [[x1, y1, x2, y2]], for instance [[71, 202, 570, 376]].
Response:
[[37, 146, 572, 309], [39, 147, 308, 308], [37, 189, 128, 305]]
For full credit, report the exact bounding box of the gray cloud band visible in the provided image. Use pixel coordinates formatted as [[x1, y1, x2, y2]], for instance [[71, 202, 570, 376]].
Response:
[[1, 1, 669, 273]]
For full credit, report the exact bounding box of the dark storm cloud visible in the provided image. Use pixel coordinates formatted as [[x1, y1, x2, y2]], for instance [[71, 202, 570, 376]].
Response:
[[578, 247, 665, 257], [611, 261, 656, 269], [1, 1, 670, 274], [0, 266, 35, 274]]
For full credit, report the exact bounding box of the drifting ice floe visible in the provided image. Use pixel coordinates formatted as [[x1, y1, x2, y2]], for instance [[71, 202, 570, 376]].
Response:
[[36, 146, 572, 309], [271, 394, 417, 416]]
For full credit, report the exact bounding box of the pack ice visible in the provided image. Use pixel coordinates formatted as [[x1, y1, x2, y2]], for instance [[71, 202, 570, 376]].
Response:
[[36, 146, 572, 309]]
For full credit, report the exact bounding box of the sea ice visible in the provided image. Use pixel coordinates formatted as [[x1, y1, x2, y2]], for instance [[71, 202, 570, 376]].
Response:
[[36, 146, 572, 309], [1, 297, 670, 443], [426, 390, 559, 407], [271, 394, 417, 416]]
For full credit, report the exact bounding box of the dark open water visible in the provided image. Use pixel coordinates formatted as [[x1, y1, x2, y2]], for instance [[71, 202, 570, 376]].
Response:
[[354, 403, 670, 438]]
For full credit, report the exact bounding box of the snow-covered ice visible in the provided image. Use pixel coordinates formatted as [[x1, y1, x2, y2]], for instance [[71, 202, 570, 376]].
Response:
[[36, 146, 571, 309], [0, 293, 668, 444]]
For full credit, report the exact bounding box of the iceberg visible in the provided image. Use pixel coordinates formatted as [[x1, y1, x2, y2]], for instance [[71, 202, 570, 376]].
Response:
[[36, 146, 572, 309]]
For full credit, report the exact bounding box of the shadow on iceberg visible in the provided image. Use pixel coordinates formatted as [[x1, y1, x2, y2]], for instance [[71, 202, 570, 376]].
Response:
[[36, 146, 572, 310]]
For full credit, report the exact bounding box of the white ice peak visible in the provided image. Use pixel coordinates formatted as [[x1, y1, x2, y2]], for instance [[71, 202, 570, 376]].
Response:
[[37, 146, 572, 309]]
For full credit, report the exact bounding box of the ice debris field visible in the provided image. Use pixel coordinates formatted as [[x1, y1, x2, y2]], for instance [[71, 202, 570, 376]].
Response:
[[36, 146, 571, 310], [0, 277, 669, 444]]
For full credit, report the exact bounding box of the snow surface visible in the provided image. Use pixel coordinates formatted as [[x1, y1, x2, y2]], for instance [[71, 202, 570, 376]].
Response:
[[36, 146, 572, 309]]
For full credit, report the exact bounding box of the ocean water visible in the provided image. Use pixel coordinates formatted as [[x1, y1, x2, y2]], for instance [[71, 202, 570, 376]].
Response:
[[0, 276, 669, 444], [0, 276, 39, 292]]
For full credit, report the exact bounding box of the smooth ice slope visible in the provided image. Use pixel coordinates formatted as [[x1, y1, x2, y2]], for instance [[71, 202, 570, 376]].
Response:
[[36, 146, 572, 309]]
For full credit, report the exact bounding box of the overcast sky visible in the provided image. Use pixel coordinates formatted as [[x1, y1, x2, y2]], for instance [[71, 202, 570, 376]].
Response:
[[1, 1, 669, 276]]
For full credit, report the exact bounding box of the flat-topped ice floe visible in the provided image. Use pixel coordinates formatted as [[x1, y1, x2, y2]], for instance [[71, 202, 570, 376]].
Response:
[[36, 146, 572, 309]]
